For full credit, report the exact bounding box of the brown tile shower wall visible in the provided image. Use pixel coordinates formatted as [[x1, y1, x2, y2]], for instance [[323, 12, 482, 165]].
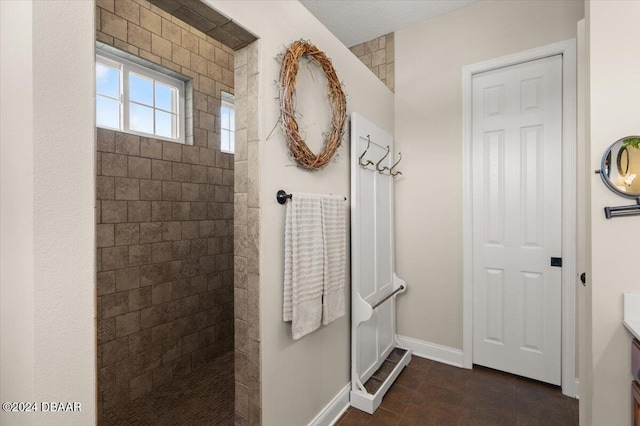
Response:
[[349, 33, 395, 92], [95, 0, 234, 417], [233, 42, 261, 425]]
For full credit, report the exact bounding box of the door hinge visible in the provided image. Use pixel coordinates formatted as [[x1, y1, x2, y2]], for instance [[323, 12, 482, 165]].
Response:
[[550, 257, 563, 267]]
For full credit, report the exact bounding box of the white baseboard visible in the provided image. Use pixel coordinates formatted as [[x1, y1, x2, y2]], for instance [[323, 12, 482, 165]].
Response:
[[308, 383, 351, 426], [397, 335, 464, 368], [561, 378, 579, 399]]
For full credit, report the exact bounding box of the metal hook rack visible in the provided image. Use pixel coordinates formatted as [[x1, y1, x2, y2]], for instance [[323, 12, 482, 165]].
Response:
[[604, 197, 640, 219], [359, 137, 403, 178]]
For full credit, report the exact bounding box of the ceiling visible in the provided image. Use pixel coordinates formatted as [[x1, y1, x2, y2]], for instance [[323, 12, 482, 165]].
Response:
[[300, 0, 479, 47]]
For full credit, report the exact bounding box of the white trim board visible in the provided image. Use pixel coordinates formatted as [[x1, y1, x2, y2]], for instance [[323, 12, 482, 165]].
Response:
[[397, 335, 464, 368], [308, 384, 350, 426], [461, 39, 578, 398]]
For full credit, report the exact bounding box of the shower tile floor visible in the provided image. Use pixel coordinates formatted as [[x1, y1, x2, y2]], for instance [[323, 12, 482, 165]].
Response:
[[338, 357, 579, 426], [101, 351, 234, 426]]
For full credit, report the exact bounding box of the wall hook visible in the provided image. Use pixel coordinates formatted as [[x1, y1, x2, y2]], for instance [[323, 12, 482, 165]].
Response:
[[390, 152, 403, 178], [376, 145, 390, 174], [358, 135, 374, 169]]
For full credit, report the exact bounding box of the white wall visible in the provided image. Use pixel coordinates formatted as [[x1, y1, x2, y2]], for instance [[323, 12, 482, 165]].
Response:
[[0, 1, 96, 425], [394, 0, 584, 349], [1, 3, 35, 425], [209, 2, 394, 425], [587, 1, 640, 424]]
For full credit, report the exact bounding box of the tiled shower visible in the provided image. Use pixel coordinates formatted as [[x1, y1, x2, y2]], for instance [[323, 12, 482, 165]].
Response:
[[95, 0, 236, 421]]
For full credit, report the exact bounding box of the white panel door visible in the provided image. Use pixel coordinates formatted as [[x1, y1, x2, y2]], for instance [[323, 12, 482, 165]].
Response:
[[472, 55, 563, 385]]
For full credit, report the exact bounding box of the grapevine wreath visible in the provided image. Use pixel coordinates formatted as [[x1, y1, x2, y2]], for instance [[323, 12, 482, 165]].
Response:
[[278, 40, 347, 170]]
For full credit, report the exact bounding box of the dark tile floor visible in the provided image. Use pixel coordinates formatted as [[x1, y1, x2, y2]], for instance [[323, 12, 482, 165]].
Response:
[[338, 357, 579, 426], [100, 351, 234, 426]]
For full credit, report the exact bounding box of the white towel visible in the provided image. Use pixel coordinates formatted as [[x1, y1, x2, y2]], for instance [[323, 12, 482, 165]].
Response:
[[283, 193, 347, 339], [283, 193, 325, 340], [321, 195, 346, 325]]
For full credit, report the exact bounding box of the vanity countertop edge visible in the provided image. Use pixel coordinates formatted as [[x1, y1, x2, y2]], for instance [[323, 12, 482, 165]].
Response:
[[623, 293, 640, 340], [624, 319, 640, 341]]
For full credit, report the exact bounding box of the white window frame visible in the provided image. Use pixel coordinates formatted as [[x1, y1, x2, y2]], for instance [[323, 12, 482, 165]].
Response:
[[220, 91, 235, 154], [96, 51, 186, 143]]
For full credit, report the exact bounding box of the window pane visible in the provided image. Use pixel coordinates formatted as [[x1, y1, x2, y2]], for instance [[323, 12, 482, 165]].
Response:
[[155, 82, 174, 112], [97, 96, 120, 129], [229, 131, 235, 153], [221, 129, 230, 152], [229, 109, 235, 131], [96, 63, 120, 98], [129, 74, 153, 106], [221, 107, 230, 130], [155, 110, 174, 138], [129, 103, 154, 134]]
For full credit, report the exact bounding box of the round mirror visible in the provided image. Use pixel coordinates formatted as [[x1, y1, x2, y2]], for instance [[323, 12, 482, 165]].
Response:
[[600, 136, 640, 198]]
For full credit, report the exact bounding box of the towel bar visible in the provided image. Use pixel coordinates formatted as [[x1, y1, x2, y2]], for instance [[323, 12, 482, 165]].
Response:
[[276, 189, 346, 205], [353, 274, 407, 327], [371, 285, 406, 310], [276, 190, 292, 204]]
